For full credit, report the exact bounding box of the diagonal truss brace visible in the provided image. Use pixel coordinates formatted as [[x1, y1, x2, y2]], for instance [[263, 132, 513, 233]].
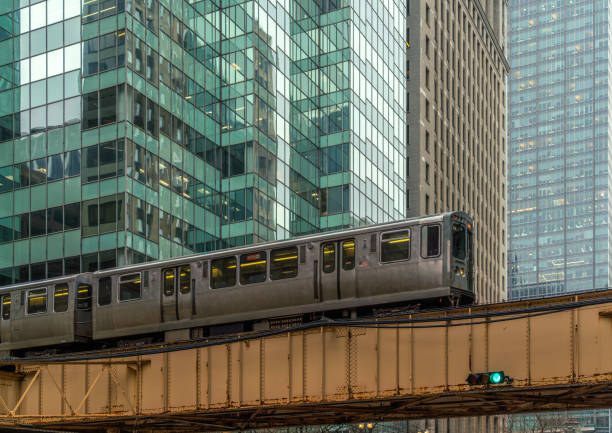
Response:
[[0, 368, 42, 417], [0, 361, 145, 419]]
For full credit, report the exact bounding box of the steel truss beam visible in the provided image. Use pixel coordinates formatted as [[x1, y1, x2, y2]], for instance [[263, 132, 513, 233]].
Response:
[[0, 291, 611, 431]]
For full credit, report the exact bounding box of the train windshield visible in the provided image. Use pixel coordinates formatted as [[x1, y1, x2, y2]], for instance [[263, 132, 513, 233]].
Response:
[[452, 224, 466, 260]]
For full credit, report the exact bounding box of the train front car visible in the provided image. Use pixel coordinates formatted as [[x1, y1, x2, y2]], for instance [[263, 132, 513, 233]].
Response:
[[444, 212, 474, 304]]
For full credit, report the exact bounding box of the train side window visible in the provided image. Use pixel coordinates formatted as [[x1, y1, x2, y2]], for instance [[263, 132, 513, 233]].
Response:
[[179, 266, 191, 293], [27, 288, 47, 315], [342, 240, 355, 270], [270, 247, 298, 280], [54, 284, 69, 312], [1, 295, 10, 320], [421, 225, 440, 258], [119, 273, 142, 301], [98, 277, 112, 305], [322, 243, 335, 273], [163, 269, 175, 296], [77, 284, 92, 310], [239, 252, 267, 285], [381, 230, 411, 262], [211, 257, 237, 289]]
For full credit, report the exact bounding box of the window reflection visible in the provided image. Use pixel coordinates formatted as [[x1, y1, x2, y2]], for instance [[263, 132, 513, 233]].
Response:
[[82, 198, 98, 236], [47, 101, 64, 129], [64, 150, 81, 177], [47, 206, 63, 234], [17, 213, 29, 239], [145, 151, 158, 190], [30, 106, 46, 133], [99, 141, 116, 180], [146, 203, 158, 242], [47, 154, 63, 181], [159, 210, 171, 239], [30, 209, 46, 237], [64, 203, 80, 230], [65, 96, 81, 125], [16, 163, 29, 188], [82, 91, 98, 129], [31, 54, 47, 82], [99, 195, 117, 233], [30, 158, 47, 185], [99, 33, 117, 72], [100, 86, 117, 125], [0, 167, 11, 193], [83, 145, 98, 182]]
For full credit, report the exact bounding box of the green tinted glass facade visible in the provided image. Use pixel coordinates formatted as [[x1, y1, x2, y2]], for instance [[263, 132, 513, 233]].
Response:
[[508, 0, 611, 298], [0, 0, 406, 285]]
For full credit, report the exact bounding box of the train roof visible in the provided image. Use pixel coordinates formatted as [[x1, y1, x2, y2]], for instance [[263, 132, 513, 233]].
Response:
[[0, 211, 471, 290]]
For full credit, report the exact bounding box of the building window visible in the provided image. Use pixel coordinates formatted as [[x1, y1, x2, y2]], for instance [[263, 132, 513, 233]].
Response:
[[64, 203, 80, 230], [82, 91, 98, 129], [99, 87, 117, 125], [47, 206, 63, 234]]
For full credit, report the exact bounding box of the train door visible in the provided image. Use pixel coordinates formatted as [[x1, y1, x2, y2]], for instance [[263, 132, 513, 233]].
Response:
[[0, 292, 11, 345], [74, 281, 92, 340], [319, 239, 357, 301], [161, 265, 193, 322]]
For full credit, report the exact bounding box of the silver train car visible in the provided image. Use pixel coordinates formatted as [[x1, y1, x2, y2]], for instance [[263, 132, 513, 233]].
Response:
[[0, 212, 474, 353]]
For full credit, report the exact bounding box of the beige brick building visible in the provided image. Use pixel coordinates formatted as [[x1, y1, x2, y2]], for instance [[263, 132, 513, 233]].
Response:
[[405, 0, 509, 304]]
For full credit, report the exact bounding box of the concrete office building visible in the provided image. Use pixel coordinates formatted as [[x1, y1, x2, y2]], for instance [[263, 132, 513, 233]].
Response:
[[0, 0, 407, 284], [404, 1, 509, 433], [406, 0, 509, 304]]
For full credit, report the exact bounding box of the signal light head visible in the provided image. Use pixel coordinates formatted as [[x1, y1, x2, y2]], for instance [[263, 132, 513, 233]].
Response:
[[466, 371, 509, 386]]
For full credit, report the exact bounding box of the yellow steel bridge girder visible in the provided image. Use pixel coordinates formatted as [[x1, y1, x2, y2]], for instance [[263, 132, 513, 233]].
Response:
[[2, 291, 612, 431]]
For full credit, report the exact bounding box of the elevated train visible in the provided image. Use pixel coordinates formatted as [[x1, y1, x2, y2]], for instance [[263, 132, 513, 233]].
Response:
[[0, 212, 473, 354]]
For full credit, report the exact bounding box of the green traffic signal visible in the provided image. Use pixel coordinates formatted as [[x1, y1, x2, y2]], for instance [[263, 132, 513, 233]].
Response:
[[466, 371, 510, 385], [489, 372, 503, 384]]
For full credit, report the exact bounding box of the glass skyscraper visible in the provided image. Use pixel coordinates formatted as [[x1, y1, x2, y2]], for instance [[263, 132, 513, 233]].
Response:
[[0, 0, 406, 285], [508, 1, 611, 433], [507, 0, 611, 300]]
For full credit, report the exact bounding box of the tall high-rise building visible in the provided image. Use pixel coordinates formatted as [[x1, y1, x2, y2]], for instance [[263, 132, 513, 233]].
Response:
[[507, 1, 611, 433], [406, 0, 509, 304], [507, 0, 610, 299], [0, 0, 407, 285]]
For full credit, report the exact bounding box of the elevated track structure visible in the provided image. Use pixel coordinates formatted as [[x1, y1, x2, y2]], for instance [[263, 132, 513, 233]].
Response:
[[2, 290, 612, 431]]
